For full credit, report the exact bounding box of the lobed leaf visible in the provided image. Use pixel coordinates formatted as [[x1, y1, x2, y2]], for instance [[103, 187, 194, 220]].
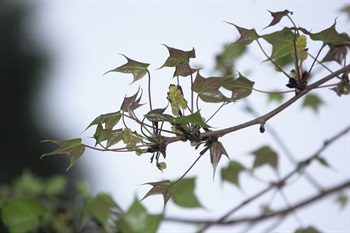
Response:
[[141, 180, 173, 207], [210, 141, 229, 178], [251, 145, 278, 171], [193, 72, 230, 103], [222, 73, 255, 100], [221, 160, 246, 188], [103, 55, 150, 84], [85, 111, 121, 131], [302, 94, 323, 113], [309, 20, 350, 46], [159, 45, 195, 68], [40, 138, 85, 171], [122, 128, 144, 149], [173, 111, 211, 129], [262, 27, 295, 60], [120, 88, 144, 112], [226, 22, 259, 45], [263, 9, 292, 29], [117, 198, 162, 233], [173, 178, 202, 208]]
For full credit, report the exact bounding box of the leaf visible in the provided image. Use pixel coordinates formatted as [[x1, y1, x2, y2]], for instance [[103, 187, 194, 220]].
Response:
[[222, 73, 255, 100], [226, 22, 260, 45], [302, 94, 323, 113], [117, 198, 162, 233], [173, 111, 211, 129], [210, 141, 229, 178], [41, 138, 85, 171], [141, 180, 173, 206], [316, 157, 331, 168], [251, 146, 278, 171], [13, 170, 43, 197], [120, 88, 144, 112], [122, 128, 143, 149], [174, 62, 198, 77], [215, 43, 247, 75], [268, 92, 284, 103], [263, 9, 292, 29], [1, 198, 46, 233], [192, 72, 230, 103], [45, 175, 67, 196], [85, 111, 122, 131], [331, 75, 350, 96], [106, 128, 124, 148], [310, 20, 350, 46], [159, 45, 195, 68], [335, 194, 348, 209], [93, 124, 112, 146], [144, 106, 173, 122], [82, 193, 119, 233], [221, 160, 246, 188], [103, 55, 150, 84], [340, 5, 350, 20], [322, 42, 348, 65], [294, 226, 321, 233], [167, 85, 187, 116], [262, 27, 295, 60], [173, 178, 202, 208]]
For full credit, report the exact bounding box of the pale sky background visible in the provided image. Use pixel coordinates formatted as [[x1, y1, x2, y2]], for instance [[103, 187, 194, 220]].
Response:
[[23, 1, 350, 232]]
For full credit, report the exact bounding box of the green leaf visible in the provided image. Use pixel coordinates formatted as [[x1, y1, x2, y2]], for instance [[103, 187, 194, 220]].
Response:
[[122, 128, 144, 149], [173, 111, 211, 128], [262, 27, 295, 60], [13, 170, 43, 197], [210, 141, 229, 178], [167, 84, 188, 116], [85, 111, 122, 131], [103, 55, 150, 84], [141, 180, 174, 207], [331, 75, 350, 96], [340, 5, 350, 20], [322, 42, 348, 65], [93, 124, 112, 146], [222, 73, 255, 100], [1, 198, 46, 233], [106, 128, 124, 148], [268, 92, 284, 103], [302, 94, 323, 113], [41, 138, 85, 171], [310, 20, 350, 46], [45, 175, 67, 196], [316, 157, 331, 168], [215, 43, 247, 75], [144, 106, 173, 122], [82, 193, 119, 233], [263, 9, 293, 29], [226, 22, 259, 45], [120, 88, 144, 112], [335, 194, 348, 209], [192, 72, 230, 103], [294, 226, 321, 233], [173, 178, 202, 208], [221, 160, 246, 188], [251, 146, 278, 171], [117, 198, 162, 233]]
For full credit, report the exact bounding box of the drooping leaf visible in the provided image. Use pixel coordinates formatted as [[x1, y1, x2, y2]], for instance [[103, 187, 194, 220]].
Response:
[[103, 55, 149, 84], [85, 111, 121, 131], [173, 178, 202, 208], [222, 73, 255, 100], [322, 42, 348, 64], [294, 226, 321, 233], [331, 75, 350, 96], [141, 180, 173, 206], [117, 198, 162, 233], [82, 193, 119, 233], [41, 138, 85, 171], [263, 9, 292, 29], [120, 88, 144, 112], [302, 94, 323, 113], [316, 157, 331, 168], [1, 198, 46, 233], [226, 22, 259, 45], [335, 194, 348, 210], [251, 146, 278, 171], [167, 85, 187, 116], [210, 141, 229, 178], [192, 72, 230, 103], [173, 111, 211, 129], [262, 27, 295, 60], [310, 20, 350, 46], [174, 62, 198, 77], [122, 128, 144, 149], [221, 160, 246, 188]]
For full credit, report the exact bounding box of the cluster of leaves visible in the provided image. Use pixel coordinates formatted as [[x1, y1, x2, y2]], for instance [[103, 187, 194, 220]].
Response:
[[36, 8, 350, 232]]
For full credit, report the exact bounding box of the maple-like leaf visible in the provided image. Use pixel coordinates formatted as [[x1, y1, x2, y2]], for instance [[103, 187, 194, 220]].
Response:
[[41, 138, 85, 171], [302, 94, 323, 113], [222, 73, 255, 100], [263, 9, 292, 29], [210, 141, 229, 178], [331, 75, 350, 96], [103, 55, 150, 84], [322, 44, 348, 64], [172, 111, 211, 129], [221, 160, 246, 188], [141, 180, 174, 207], [251, 145, 278, 171], [262, 27, 295, 60], [310, 20, 350, 46], [159, 45, 195, 68], [226, 22, 259, 45], [122, 128, 143, 149], [192, 72, 230, 103], [120, 88, 144, 112], [173, 178, 202, 208], [85, 111, 122, 131]]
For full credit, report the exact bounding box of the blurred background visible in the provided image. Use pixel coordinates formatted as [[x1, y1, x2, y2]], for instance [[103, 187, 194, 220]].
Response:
[[1, 0, 349, 232]]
